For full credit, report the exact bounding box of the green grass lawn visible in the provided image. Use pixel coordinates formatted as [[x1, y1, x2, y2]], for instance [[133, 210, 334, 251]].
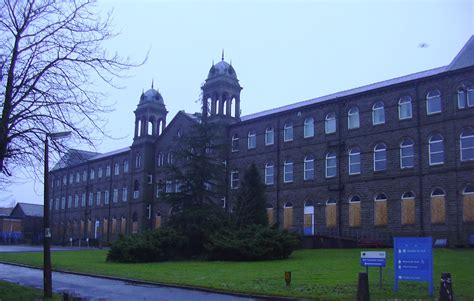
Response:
[[0, 280, 61, 301], [1, 248, 473, 300]]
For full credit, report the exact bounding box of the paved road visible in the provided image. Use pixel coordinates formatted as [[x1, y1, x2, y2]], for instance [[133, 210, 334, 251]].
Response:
[[0, 263, 263, 301], [0, 244, 84, 253]]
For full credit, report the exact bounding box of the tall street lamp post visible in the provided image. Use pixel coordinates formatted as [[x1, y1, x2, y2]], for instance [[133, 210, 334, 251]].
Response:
[[44, 131, 71, 298]]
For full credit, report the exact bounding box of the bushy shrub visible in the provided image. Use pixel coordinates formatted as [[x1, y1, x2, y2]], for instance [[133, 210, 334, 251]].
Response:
[[205, 225, 300, 261], [106, 228, 189, 263]]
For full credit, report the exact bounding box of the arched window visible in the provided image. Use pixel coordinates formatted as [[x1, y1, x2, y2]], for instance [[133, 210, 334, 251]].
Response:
[[283, 159, 294, 183], [325, 151, 337, 178], [430, 187, 446, 224], [349, 147, 361, 175], [123, 160, 129, 173], [133, 180, 139, 199], [304, 155, 315, 180], [231, 134, 239, 152], [429, 134, 444, 165], [265, 161, 274, 185], [372, 101, 385, 125], [460, 129, 474, 161], [304, 117, 314, 138], [325, 112, 336, 134], [374, 143, 387, 171], [284, 121, 293, 142], [230, 169, 239, 189], [325, 198, 337, 228], [400, 191, 416, 224], [427, 89, 442, 114], [400, 138, 414, 169], [349, 195, 361, 227], [132, 212, 139, 234], [399, 96, 413, 120], [303, 201, 315, 236], [463, 184, 474, 222], [348, 106, 360, 129], [114, 162, 120, 175], [265, 127, 274, 145], [120, 216, 126, 235], [374, 193, 387, 226], [457, 87, 473, 109], [283, 202, 293, 230], [135, 154, 142, 168], [247, 129, 256, 149], [266, 203, 274, 225], [154, 212, 162, 229]]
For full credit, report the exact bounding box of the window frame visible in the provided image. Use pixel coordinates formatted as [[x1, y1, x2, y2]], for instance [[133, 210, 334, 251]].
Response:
[[373, 143, 387, 171], [325, 151, 337, 178], [428, 134, 444, 166], [372, 101, 385, 125], [460, 129, 474, 161], [303, 155, 315, 180], [247, 129, 256, 149], [265, 127, 274, 145], [325, 112, 336, 134], [231, 134, 239, 152], [348, 147, 361, 175], [400, 138, 415, 169], [283, 159, 294, 183], [303, 117, 314, 138], [265, 162, 274, 185], [426, 89, 442, 115], [283, 121, 293, 142], [398, 96, 413, 120], [230, 169, 239, 189], [348, 106, 360, 130]]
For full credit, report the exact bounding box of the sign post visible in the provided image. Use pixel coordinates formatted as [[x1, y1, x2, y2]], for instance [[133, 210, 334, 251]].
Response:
[[360, 251, 386, 288], [394, 237, 433, 296]]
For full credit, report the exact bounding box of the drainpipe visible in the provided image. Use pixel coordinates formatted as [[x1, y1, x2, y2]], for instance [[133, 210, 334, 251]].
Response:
[[276, 118, 281, 228], [415, 82, 425, 236], [337, 98, 343, 239]]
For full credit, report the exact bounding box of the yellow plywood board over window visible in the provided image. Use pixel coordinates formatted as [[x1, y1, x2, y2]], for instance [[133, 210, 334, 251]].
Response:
[[283, 207, 293, 229], [266, 208, 274, 225], [103, 219, 108, 235], [401, 199, 415, 225], [326, 205, 337, 227], [132, 221, 139, 234], [463, 194, 474, 222], [349, 202, 361, 227], [120, 218, 126, 234], [374, 200, 387, 226], [431, 196, 446, 224], [155, 215, 162, 229]]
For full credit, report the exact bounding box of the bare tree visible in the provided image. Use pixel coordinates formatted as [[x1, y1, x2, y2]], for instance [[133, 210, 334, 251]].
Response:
[[0, 0, 142, 180]]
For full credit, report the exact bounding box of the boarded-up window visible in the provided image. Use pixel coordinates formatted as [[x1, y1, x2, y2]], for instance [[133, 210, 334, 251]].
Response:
[[374, 194, 387, 226], [266, 204, 274, 225], [1, 219, 22, 232], [463, 185, 474, 222], [111, 217, 116, 235], [73, 220, 78, 235], [154, 213, 162, 229], [401, 192, 415, 225], [283, 202, 293, 230], [325, 199, 337, 227], [120, 217, 126, 235], [132, 212, 138, 234], [87, 219, 92, 235], [430, 188, 446, 224], [103, 218, 108, 236], [80, 220, 84, 236], [349, 196, 361, 227]]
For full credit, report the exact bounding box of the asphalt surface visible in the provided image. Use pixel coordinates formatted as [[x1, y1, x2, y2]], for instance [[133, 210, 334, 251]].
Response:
[[0, 244, 83, 253], [0, 263, 263, 301]]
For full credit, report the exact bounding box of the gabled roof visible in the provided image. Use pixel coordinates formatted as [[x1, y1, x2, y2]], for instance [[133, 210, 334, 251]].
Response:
[[241, 35, 474, 122], [52, 149, 101, 170], [447, 35, 474, 71], [0, 207, 13, 216], [12, 202, 43, 217]]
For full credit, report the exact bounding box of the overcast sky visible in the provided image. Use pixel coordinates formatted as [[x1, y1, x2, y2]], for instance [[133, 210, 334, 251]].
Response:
[[1, 0, 473, 206]]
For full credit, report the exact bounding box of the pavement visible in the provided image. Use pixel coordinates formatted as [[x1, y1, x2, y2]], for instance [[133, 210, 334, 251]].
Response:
[[0, 263, 265, 301], [0, 244, 85, 253]]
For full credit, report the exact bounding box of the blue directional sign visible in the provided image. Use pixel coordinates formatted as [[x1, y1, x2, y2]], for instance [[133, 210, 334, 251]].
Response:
[[360, 251, 386, 267], [394, 237, 433, 296]]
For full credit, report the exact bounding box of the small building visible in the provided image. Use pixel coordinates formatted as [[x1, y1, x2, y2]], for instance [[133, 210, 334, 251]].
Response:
[[10, 203, 44, 244], [0, 206, 22, 244]]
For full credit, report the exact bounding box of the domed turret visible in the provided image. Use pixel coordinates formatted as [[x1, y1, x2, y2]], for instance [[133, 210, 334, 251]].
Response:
[[140, 88, 164, 105], [133, 81, 168, 143], [201, 51, 242, 121]]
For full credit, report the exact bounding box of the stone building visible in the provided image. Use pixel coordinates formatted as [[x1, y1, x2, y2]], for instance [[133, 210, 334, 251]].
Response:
[[50, 37, 474, 246]]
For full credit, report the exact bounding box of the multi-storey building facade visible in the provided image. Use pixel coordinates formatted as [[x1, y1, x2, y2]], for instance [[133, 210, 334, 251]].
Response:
[[50, 37, 474, 245]]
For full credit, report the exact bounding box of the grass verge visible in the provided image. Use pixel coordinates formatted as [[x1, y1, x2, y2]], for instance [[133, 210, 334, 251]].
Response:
[[1, 248, 473, 300], [0, 280, 61, 301]]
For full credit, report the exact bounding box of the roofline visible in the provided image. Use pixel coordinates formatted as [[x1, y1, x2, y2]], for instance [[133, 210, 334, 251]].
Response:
[[238, 64, 474, 124]]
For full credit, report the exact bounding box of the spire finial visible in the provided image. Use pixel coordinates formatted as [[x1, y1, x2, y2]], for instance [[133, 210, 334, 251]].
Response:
[[212, 59, 214, 65], [151, 79, 154, 89], [221, 49, 224, 61]]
